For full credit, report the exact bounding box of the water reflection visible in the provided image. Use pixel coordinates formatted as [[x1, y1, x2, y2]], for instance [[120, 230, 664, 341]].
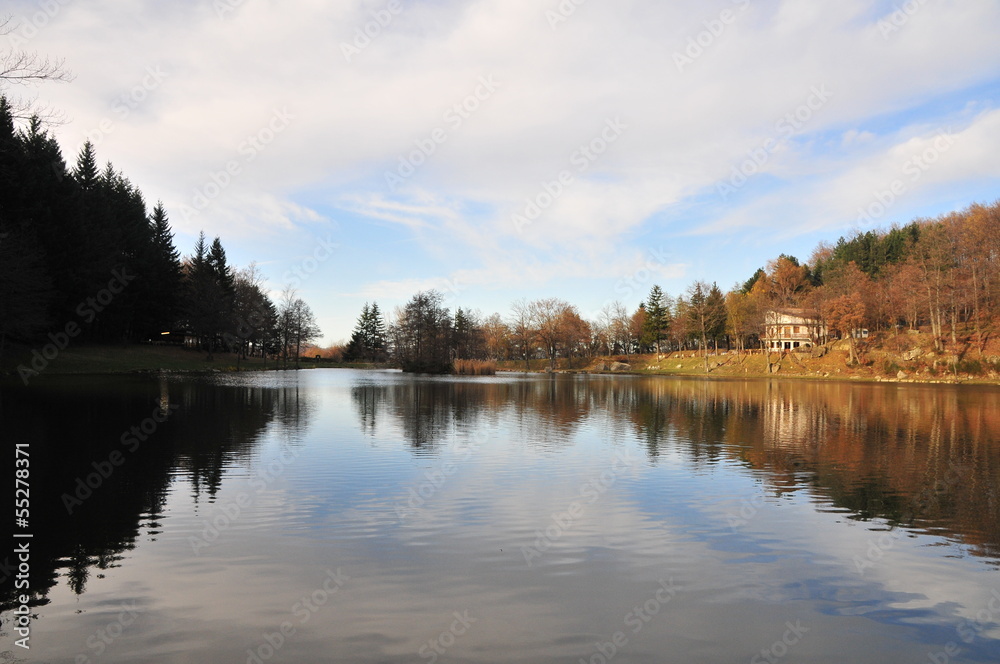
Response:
[[2, 370, 999, 663], [0, 373, 314, 612], [355, 374, 1000, 562]]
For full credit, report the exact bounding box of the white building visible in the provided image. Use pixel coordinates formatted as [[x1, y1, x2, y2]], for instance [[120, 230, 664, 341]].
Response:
[[761, 308, 826, 351]]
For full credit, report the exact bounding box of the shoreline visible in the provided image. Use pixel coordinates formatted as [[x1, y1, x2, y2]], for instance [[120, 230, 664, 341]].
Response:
[[3, 342, 998, 387], [498, 367, 994, 386]]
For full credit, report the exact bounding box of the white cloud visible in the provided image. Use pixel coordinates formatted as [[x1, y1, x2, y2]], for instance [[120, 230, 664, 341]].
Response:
[[9, 0, 1000, 341]]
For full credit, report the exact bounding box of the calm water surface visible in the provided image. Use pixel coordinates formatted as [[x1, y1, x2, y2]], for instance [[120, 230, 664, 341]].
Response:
[[2, 369, 999, 663]]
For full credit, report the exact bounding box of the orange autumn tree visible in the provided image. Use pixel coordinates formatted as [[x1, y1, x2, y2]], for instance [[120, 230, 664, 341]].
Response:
[[754, 255, 812, 307], [824, 293, 866, 365]]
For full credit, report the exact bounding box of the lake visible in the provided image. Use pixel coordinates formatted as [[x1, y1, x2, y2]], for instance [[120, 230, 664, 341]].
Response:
[[2, 369, 999, 663]]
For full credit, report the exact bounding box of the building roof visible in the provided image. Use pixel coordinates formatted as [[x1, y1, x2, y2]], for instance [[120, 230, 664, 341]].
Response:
[[767, 307, 821, 318]]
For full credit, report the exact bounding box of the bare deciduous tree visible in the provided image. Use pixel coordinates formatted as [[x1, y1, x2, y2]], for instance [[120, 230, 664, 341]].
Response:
[[1, 16, 73, 122]]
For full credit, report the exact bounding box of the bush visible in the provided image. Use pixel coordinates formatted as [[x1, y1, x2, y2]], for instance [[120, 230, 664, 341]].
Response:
[[882, 360, 902, 375], [955, 359, 983, 375], [401, 358, 453, 374], [452, 359, 497, 375]]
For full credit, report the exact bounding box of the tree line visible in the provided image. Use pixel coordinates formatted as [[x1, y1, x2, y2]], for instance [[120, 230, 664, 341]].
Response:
[[0, 97, 320, 368], [344, 200, 1000, 372]]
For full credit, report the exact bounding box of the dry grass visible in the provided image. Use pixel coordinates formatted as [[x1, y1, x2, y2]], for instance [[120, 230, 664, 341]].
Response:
[[453, 359, 497, 375]]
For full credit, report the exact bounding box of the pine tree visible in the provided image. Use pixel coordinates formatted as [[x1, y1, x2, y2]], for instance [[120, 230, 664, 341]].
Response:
[[185, 232, 232, 357], [208, 236, 235, 300], [642, 285, 669, 353], [73, 140, 99, 191], [346, 302, 388, 362], [345, 303, 371, 361], [100, 165, 153, 340], [71, 144, 120, 338], [741, 268, 765, 294], [453, 307, 472, 359], [0, 105, 58, 359], [367, 302, 387, 358], [145, 202, 183, 335], [705, 282, 727, 350]]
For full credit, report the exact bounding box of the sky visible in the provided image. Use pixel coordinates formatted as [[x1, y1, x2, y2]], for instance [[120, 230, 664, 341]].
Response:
[[6, 0, 1000, 344]]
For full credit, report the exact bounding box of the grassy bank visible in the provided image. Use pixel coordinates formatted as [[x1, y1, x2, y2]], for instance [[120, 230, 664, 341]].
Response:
[[5, 331, 999, 385], [0, 344, 351, 378], [498, 333, 1000, 385]]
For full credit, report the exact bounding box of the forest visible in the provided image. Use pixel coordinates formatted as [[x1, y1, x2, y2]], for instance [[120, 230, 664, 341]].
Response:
[[2, 89, 997, 377], [0, 97, 321, 375], [342, 200, 1000, 373]]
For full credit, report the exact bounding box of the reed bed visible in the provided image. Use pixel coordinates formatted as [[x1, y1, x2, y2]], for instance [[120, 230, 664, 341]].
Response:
[[452, 359, 497, 375]]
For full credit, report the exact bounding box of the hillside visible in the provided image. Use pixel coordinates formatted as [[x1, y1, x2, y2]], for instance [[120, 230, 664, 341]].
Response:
[[501, 329, 1000, 384]]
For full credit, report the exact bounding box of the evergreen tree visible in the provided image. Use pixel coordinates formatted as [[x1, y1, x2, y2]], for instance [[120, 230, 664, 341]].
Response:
[[73, 140, 99, 191], [185, 232, 232, 357], [145, 202, 183, 335], [453, 307, 473, 359], [71, 144, 120, 339], [0, 98, 322, 368], [99, 165, 154, 340], [0, 103, 55, 360], [345, 303, 371, 361], [15, 114, 76, 325], [705, 282, 727, 349], [390, 291, 453, 373], [208, 236, 235, 299], [347, 302, 389, 361], [642, 285, 669, 353], [741, 267, 765, 294], [367, 302, 387, 358]]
